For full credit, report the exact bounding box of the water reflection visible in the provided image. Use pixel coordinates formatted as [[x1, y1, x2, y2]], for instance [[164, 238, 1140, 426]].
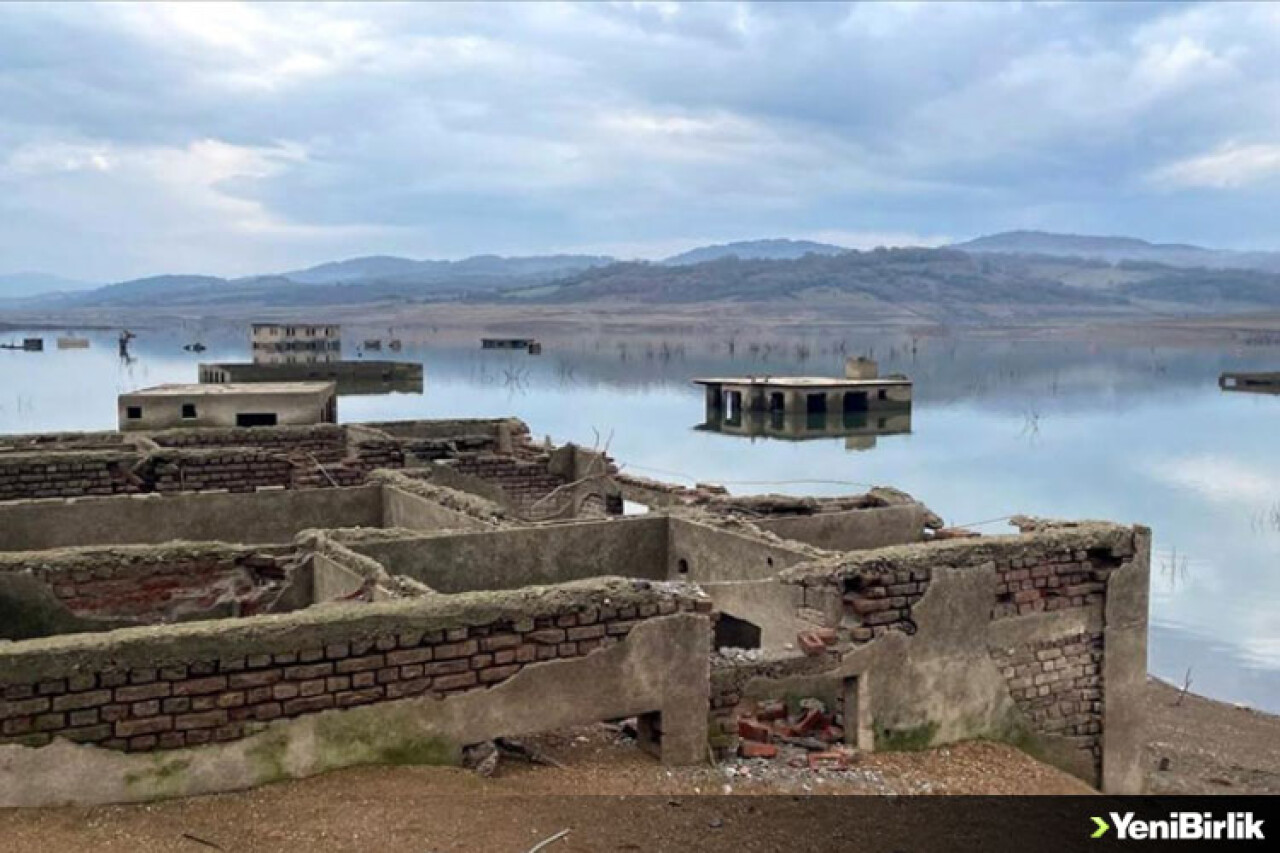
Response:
[[2, 325, 1280, 712], [697, 408, 912, 451]]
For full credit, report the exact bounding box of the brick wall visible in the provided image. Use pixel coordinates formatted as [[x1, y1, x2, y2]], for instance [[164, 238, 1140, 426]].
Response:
[[841, 567, 931, 642], [989, 631, 1104, 773], [991, 548, 1119, 619], [149, 425, 349, 463], [448, 454, 567, 510], [0, 453, 144, 501], [0, 593, 710, 752], [10, 546, 291, 625], [150, 451, 298, 494]]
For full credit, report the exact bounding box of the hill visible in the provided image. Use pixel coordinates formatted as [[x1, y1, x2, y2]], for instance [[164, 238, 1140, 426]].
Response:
[[955, 230, 1280, 273], [281, 253, 614, 286], [662, 239, 847, 266]]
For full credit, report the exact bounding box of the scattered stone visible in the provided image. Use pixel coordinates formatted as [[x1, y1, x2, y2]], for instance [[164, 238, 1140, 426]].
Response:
[[808, 751, 850, 771]]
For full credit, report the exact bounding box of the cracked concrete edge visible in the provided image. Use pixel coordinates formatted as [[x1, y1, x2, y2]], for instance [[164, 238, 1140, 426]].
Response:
[[0, 577, 708, 683], [778, 521, 1143, 586]]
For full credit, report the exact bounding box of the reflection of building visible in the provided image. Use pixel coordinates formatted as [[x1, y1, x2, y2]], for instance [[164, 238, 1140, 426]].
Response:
[[695, 358, 911, 419], [1220, 372, 1280, 395], [119, 382, 337, 431], [251, 323, 341, 364], [697, 408, 912, 451], [199, 361, 423, 397], [481, 337, 541, 354], [693, 358, 911, 451]]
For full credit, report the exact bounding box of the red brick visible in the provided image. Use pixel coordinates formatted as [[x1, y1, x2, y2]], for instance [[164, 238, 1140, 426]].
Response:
[[739, 741, 778, 759], [173, 676, 228, 696], [284, 663, 333, 680], [115, 716, 173, 738], [385, 648, 432, 667], [478, 665, 520, 684], [282, 695, 335, 716], [480, 634, 520, 652], [433, 672, 478, 691], [335, 688, 383, 708], [335, 654, 385, 674], [434, 640, 478, 660], [228, 670, 281, 689], [114, 683, 170, 703], [737, 719, 772, 743], [793, 709, 828, 735], [797, 632, 827, 657]]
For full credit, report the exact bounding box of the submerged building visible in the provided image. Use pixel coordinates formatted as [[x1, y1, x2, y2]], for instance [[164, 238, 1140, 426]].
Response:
[[694, 357, 912, 425], [0, 415, 1147, 805], [118, 382, 338, 431], [251, 323, 342, 365]]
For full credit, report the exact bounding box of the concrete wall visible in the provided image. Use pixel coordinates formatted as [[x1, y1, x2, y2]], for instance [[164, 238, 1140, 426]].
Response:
[[381, 485, 494, 533], [347, 516, 669, 594], [763, 522, 1149, 792], [752, 505, 926, 553], [0, 543, 295, 640], [667, 518, 816, 651], [0, 486, 383, 551], [0, 580, 711, 806], [119, 387, 337, 432]]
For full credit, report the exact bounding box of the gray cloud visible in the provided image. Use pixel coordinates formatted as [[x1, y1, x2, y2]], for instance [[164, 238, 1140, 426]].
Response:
[[1, 1, 1278, 281]]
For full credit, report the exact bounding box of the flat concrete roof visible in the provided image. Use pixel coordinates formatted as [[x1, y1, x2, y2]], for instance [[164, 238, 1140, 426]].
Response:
[[692, 376, 912, 388], [122, 382, 335, 397]]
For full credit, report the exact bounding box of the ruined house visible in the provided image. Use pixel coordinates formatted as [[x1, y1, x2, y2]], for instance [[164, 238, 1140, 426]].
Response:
[[0, 417, 1147, 805]]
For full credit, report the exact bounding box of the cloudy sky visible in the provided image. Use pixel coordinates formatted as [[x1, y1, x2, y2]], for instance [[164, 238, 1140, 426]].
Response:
[[2, 1, 1279, 282]]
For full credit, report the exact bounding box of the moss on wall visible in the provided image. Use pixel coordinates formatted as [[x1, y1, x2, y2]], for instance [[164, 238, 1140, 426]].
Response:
[[873, 719, 939, 752]]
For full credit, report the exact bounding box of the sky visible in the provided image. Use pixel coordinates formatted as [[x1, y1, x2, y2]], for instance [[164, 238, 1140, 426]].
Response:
[[2, 1, 1280, 282]]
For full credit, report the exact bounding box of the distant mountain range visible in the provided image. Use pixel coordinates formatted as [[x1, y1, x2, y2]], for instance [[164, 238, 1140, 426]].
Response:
[[953, 230, 1280, 273], [6, 232, 1280, 320], [280, 253, 615, 286], [661, 238, 846, 266]]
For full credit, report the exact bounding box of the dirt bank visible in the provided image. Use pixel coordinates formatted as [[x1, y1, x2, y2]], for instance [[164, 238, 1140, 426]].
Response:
[[1, 680, 1275, 851], [1144, 677, 1280, 794]]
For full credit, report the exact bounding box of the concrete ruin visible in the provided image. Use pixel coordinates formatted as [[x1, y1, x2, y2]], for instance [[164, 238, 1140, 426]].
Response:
[[118, 383, 339, 431], [199, 361, 424, 396], [694, 356, 912, 426], [0, 416, 1148, 805]]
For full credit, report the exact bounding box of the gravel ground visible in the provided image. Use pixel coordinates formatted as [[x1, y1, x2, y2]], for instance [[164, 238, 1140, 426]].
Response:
[[1, 678, 1275, 852], [1144, 677, 1280, 794]]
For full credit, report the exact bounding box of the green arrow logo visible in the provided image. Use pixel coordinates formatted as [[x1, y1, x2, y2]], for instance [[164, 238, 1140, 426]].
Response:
[[1091, 816, 1110, 839]]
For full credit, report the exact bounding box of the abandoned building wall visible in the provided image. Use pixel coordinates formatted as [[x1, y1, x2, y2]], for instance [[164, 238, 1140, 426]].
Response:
[[752, 505, 928, 552], [0, 450, 145, 501], [358, 418, 527, 463], [769, 522, 1149, 792], [147, 425, 349, 462], [0, 486, 384, 552], [0, 543, 295, 640], [667, 517, 817, 583], [666, 518, 820, 651], [0, 580, 712, 806], [0, 431, 129, 453], [380, 485, 496, 533], [344, 516, 669, 594], [444, 454, 569, 513]]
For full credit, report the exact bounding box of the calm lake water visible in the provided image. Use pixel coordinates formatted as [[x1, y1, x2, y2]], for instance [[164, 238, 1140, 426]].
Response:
[[3, 325, 1279, 712]]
